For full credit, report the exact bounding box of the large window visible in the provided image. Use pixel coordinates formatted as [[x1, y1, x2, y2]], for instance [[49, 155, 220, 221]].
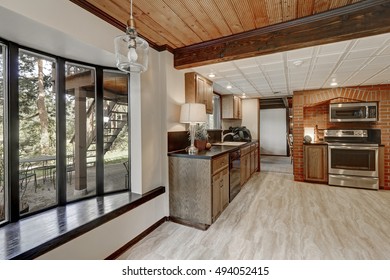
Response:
[[0, 44, 5, 222], [103, 70, 129, 192], [65, 63, 96, 201], [18, 50, 57, 215], [0, 40, 130, 225]]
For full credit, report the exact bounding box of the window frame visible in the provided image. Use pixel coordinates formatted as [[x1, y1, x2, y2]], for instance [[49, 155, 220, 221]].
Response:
[[0, 38, 131, 226]]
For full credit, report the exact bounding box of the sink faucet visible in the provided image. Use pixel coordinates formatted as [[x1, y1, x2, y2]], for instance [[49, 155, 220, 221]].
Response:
[[221, 132, 235, 142]]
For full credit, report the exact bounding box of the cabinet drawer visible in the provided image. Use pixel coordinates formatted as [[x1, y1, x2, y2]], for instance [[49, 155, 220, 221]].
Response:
[[212, 154, 229, 175], [241, 145, 251, 156]]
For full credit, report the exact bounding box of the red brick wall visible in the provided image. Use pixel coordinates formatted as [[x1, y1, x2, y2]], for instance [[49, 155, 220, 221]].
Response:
[[293, 86, 390, 190]]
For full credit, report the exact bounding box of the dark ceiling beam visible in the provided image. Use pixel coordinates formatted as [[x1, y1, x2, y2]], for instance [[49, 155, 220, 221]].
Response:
[[174, 0, 390, 69]]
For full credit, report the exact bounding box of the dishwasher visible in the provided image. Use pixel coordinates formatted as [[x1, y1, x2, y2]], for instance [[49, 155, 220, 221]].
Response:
[[229, 149, 241, 202]]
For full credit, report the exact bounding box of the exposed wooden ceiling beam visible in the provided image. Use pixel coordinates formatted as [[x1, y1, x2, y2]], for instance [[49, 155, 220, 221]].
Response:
[[174, 0, 390, 69]]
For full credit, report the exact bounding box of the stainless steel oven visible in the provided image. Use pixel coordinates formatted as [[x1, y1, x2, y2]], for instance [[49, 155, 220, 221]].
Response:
[[325, 129, 380, 190]]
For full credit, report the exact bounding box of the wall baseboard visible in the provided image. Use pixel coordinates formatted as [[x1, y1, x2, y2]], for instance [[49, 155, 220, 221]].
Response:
[[105, 216, 168, 260]]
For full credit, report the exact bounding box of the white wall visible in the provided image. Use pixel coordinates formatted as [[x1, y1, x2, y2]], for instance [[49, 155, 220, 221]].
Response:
[[260, 108, 287, 155], [37, 195, 165, 260], [241, 99, 259, 140]]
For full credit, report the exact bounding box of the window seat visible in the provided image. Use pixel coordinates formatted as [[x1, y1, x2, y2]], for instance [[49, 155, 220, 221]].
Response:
[[0, 186, 165, 260]]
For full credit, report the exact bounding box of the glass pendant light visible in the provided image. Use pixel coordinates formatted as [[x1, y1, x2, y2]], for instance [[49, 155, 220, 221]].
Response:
[[114, 0, 149, 73]]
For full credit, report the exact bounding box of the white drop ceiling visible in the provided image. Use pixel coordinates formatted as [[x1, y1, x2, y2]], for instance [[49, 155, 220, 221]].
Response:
[[191, 33, 390, 98]]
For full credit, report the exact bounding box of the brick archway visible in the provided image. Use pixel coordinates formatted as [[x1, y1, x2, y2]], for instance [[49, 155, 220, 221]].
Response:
[[292, 85, 390, 190]]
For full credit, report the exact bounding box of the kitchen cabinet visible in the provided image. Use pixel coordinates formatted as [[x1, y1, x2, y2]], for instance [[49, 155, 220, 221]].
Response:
[[169, 153, 229, 229], [212, 164, 229, 221], [185, 72, 213, 114], [241, 145, 251, 186], [222, 95, 242, 119], [250, 142, 259, 175], [304, 144, 328, 183]]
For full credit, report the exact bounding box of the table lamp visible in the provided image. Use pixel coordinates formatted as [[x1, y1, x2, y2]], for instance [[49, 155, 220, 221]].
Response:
[[180, 103, 207, 155]]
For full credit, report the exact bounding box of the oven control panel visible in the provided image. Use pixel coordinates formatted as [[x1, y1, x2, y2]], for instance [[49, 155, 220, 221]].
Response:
[[324, 129, 367, 138]]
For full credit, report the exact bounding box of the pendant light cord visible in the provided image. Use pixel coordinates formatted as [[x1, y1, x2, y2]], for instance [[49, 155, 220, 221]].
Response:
[[130, 0, 133, 20]]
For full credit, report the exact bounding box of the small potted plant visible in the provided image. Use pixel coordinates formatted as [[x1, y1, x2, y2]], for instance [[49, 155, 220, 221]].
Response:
[[193, 123, 209, 151]]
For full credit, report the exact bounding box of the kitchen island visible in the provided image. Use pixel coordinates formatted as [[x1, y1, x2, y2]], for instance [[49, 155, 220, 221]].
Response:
[[168, 141, 258, 230]]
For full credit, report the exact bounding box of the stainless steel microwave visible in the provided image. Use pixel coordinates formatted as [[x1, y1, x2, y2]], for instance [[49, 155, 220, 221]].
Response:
[[329, 102, 378, 122]]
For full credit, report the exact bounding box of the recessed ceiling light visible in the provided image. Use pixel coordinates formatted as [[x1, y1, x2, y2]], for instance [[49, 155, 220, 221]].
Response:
[[208, 73, 215, 78], [242, 93, 246, 98], [226, 84, 232, 89], [292, 60, 303, 67], [330, 82, 338, 87]]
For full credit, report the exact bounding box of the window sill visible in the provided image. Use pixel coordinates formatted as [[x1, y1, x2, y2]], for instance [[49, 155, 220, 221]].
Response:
[[0, 186, 165, 259]]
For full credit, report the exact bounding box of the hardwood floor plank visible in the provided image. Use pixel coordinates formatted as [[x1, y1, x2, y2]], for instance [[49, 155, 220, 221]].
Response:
[[118, 171, 390, 260]]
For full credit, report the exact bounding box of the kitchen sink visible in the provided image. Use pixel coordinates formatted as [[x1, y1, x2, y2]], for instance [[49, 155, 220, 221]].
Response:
[[213, 141, 248, 146]]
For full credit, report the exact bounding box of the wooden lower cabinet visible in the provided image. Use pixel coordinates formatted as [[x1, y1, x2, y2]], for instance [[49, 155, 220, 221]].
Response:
[[304, 144, 328, 183], [212, 167, 229, 221], [241, 142, 259, 187], [169, 153, 229, 230]]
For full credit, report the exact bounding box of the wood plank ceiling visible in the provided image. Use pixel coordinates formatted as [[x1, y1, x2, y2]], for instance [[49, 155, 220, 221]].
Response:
[[80, 0, 364, 50], [72, 0, 390, 70]]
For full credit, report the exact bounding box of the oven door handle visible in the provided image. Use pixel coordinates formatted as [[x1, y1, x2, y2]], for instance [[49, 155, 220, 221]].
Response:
[[328, 146, 378, 150]]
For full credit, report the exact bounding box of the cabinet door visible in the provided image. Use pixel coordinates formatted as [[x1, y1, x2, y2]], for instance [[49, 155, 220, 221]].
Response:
[[250, 151, 255, 175], [304, 145, 328, 183], [254, 148, 259, 172], [245, 154, 251, 183], [196, 75, 213, 114], [212, 172, 222, 221], [185, 72, 213, 114], [240, 154, 247, 186], [221, 168, 229, 210], [233, 96, 242, 119], [205, 79, 213, 114], [196, 75, 206, 105]]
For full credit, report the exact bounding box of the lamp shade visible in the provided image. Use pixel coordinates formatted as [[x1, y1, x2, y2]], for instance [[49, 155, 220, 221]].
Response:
[[180, 103, 207, 124]]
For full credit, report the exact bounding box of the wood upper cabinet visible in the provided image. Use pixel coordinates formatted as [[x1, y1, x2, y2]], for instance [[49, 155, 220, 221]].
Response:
[[222, 95, 242, 119], [185, 72, 213, 114], [304, 144, 328, 183]]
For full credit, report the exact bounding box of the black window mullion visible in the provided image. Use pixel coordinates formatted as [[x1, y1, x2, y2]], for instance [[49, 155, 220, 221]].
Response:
[[96, 67, 104, 195], [56, 58, 67, 205], [7, 42, 19, 221]]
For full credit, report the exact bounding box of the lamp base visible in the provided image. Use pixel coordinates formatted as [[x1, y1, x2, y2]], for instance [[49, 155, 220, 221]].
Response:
[[188, 145, 198, 155]]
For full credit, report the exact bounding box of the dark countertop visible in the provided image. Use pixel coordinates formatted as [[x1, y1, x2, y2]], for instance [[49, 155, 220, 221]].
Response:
[[303, 141, 328, 145], [168, 140, 258, 159]]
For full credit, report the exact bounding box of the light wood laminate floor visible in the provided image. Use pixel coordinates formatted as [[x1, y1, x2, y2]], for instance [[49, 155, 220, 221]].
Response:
[[117, 172, 390, 260]]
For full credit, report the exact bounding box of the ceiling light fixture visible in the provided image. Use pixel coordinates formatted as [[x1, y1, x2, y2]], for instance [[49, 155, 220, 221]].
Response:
[[208, 73, 216, 78], [330, 78, 338, 87], [292, 60, 303, 67], [226, 84, 232, 89], [114, 0, 149, 73], [242, 93, 246, 98]]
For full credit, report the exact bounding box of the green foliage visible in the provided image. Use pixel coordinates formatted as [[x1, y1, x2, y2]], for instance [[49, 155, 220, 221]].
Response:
[[194, 123, 209, 140], [18, 52, 56, 157]]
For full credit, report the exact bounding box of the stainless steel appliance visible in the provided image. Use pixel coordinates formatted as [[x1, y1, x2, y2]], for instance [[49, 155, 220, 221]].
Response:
[[325, 129, 380, 190], [229, 149, 241, 201], [329, 102, 378, 122]]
